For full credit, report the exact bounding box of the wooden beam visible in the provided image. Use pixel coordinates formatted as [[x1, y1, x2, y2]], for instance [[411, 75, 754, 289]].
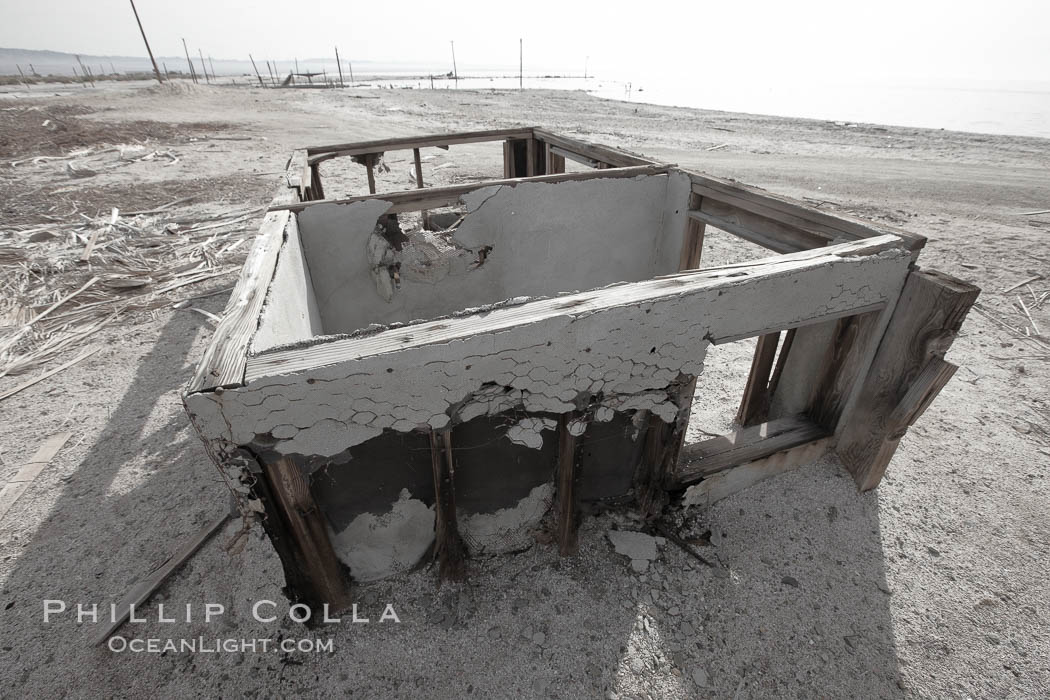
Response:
[[261, 455, 352, 609], [545, 143, 566, 174], [687, 170, 926, 251], [736, 332, 782, 426], [308, 162, 324, 200], [365, 154, 376, 195], [0, 432, 72, 521], [526, 137, 536, 177], [808, 310, 884, 432], [678, 195, 706, 271], [307, 128, 534, 163], [269, 164, 674, 213], [246, 235, 909, 382], [549, 145, 600, 168], [285, 149, 308, 195], [430, 430, 466, 580], [532, 128, 654, 167], [412, 148, 424, 189], [673, 416, 829, 487], [502, 140, 514, 178], [187, 202, 290, 392], [91, 514, 228, 645], [693, 197, 831, 252], [837, 269, 979, 490], [682, 437, 831, 506], [555, 412, 582, 555]]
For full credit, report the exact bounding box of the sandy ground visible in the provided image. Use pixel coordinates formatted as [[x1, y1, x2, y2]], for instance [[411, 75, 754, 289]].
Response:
[[1, 81, 1048, 699]]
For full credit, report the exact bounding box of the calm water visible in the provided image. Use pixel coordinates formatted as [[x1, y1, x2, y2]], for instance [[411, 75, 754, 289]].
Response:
[[358, 71, 1050, 139]]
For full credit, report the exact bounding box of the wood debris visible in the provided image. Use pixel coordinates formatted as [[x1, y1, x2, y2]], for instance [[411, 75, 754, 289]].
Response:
[[0, 199, 263, 384]]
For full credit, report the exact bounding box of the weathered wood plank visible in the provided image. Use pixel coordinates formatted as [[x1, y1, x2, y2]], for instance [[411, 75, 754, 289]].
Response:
[[412, 148, 424, 189], [809, 310, 885, 432], [682, 437, 831, 506], [673, 416, 829, 486], [532, 128, 654, 167], [736, 332, 782, 426], [687, 170, 926, 251], [555, 412, 582, 555], [678, 194, 706, 270], [502, 140, 514, 178], [261, 455, 352, 609], [187, 202, 291, 392], [0, 432, 72, 521], [837, 269, 979, 490], [549, 144, 600, 169], [307, 127, 534, 163], [269, 164, 673, 213], [91, 514, 229, 645], [430, 430, 467, 580], [698, 197, 830, 251], [245, 236, 909, 383]]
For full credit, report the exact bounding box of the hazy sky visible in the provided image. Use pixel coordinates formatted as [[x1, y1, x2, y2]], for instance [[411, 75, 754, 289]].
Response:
[[2, 0, 1048, 83]]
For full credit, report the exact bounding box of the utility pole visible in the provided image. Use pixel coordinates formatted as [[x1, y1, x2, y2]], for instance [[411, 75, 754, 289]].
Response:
[[209, 56, 216, 80], [450, 40, 458, 87], [335, 46, 344, 86], [519, 39, 523, 89], [16, 64, 30, 90], [75, 55, 95, 87], [198, 48, 210, 83], [249, 54, 264, 86], [348, 61, 355, 85], [129, 0, 163, 83], [182, 38, 198, 83]]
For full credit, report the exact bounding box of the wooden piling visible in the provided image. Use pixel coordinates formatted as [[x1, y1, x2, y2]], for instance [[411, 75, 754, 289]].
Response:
[[129, 0, 163, 83]]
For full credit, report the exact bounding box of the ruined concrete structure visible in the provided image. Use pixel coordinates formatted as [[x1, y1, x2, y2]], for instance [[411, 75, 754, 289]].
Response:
[[183, 128, 979, 610]]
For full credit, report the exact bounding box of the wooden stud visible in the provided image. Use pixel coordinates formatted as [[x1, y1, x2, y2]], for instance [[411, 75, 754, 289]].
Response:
[[809, 310, 884, 432], [525, 138, 536, 177], [260, 455, 352, 610], [736, 332, 782, 427], [555, 412, 583, 555], [502, 140, 514, 178], [636, 375, 694, 517], [308, 162, 324, 200], [430, 430, 466, 580], [837, 269, 979, 490], [678, 193, 706, 271], [544, 142, 566, 174], [412, 148, 424, 189], [365, 154, 377, 195], [661, 192, 707, 486]]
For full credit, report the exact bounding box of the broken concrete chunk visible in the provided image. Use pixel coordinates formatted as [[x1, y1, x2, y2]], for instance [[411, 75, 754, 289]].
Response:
[[607, 530, 662, 567]]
